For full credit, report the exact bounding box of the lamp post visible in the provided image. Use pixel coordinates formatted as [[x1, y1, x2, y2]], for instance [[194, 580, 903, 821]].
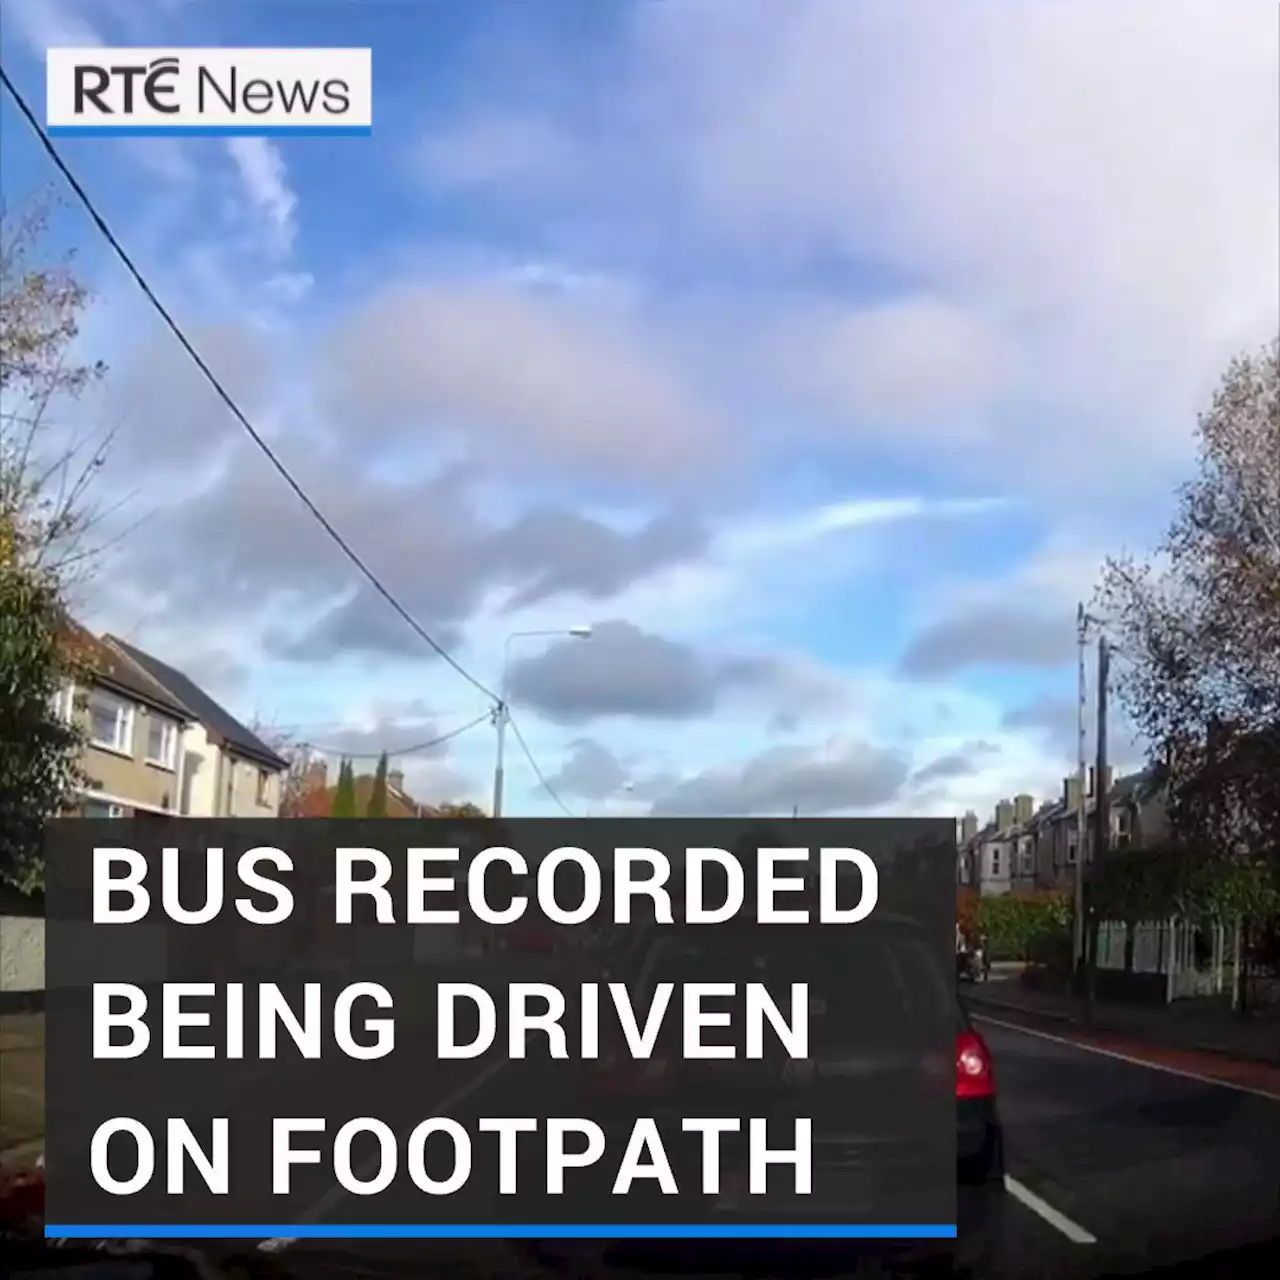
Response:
[[491, 627, 592, 819]]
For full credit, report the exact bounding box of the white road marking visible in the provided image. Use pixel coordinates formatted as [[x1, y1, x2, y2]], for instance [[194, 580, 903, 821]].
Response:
[[256, 1059, 509, 1253], [974, 1013, 1280, 1103], [1004, 1175, 1097, 1244]]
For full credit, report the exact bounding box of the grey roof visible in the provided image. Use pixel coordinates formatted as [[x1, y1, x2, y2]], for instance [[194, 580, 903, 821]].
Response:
[[61, 618, 190, 721], [1111, 767, 1157, 804], [106, 637, 288, 772]]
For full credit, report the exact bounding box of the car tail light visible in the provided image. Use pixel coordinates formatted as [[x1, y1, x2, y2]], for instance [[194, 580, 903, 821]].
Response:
[[956, 1029, 995, 1099]]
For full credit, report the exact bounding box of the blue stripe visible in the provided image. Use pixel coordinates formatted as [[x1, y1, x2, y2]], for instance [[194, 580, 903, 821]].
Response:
[[47, 1224, 958, 1240], [45, 125, 372, 137]]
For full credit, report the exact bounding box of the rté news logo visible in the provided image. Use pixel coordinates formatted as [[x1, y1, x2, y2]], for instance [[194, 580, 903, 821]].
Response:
[[45, 47, 373, 136]]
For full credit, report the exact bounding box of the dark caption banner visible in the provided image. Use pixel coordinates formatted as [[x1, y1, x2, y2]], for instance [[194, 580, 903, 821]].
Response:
[[44, 817, 956, 1233]]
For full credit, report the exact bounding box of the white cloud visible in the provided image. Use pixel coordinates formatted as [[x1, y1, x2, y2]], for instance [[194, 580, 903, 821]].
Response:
[[938, 533, 1112, 619], [722, 494, 1007, 559], [505, 260, 638, 314], [635, 674, 1074, 817], [453, 490, 1005, 669], [624, 1, 1279, 474], [416, 113, 580, 194], [323, 281, 724, 478], [224, 138, 299, 259], [896, 532, 1116, 678], [769, 297, 1012, 436]]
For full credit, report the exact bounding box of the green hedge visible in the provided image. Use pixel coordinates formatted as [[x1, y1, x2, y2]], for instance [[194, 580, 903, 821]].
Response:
[[973, 893, 1071, 962]]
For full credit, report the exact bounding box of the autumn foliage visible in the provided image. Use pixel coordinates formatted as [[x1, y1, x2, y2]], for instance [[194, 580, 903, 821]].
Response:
[[281, 761, 487, 819]]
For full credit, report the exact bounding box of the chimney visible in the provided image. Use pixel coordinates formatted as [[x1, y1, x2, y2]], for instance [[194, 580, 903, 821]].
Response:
[[388, 769, 404, 794], [1013, 793, 1034, 824], [994, 799, 1014, 831], [1064, 776, 1081, 811], [960, 811, 979, 843]]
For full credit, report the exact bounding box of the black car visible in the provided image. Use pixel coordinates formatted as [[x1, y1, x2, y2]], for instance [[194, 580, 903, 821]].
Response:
[[524, 917, 1008, 1277]]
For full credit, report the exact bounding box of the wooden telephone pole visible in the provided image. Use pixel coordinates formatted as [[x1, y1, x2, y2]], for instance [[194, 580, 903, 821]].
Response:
[[1084, 634, 1110, 1015]]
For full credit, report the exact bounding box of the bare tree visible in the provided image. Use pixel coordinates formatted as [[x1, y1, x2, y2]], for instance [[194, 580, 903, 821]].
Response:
[[250, 721, 325, 816], [0, 189, 119, 580], [1096, 338, 1280, 916]]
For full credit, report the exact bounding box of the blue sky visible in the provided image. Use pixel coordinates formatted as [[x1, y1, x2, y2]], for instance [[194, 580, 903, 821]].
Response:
[[3, 0, 1277, 817]]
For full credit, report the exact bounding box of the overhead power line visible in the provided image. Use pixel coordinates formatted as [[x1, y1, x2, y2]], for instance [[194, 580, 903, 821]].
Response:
[[266, 706, 492, 739], [305, 712, 490, 761], [508, 714, 577, 817], [0, 66, 498, 705]]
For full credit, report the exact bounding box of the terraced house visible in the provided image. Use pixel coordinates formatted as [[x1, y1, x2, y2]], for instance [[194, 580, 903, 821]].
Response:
[[957, 766, 1168, 896]]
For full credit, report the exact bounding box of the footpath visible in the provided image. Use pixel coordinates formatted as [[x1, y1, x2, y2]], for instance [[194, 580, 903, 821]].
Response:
[[966, 974, 1280, 1098], [0, 1012, 43, 1171]]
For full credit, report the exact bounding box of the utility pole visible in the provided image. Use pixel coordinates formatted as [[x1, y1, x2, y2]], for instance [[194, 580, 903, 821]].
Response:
[[1094, 634, 1110, 865], [1074, 604, 1088, 974], [1083, 632, 1110, 1014], [491, 701, 507, 819]]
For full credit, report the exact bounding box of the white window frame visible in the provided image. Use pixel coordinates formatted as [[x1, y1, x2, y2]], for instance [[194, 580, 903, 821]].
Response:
[[256, 768, 271, 806], [50, 681, 76, 722], [88, 689, 135, 755], [146, 715, 179, 770]]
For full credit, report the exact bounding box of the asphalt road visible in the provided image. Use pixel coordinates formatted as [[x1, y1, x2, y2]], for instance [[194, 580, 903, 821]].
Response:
[[973, 1010, 1280, 1278], [29, 969, 1280, 1277], [267, 1010, 1280, 1278]]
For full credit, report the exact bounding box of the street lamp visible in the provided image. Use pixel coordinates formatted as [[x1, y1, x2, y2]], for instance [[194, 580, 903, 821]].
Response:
[[491, 627, 593, 819]]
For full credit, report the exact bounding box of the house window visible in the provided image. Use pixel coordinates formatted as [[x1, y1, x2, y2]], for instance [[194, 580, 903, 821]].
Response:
[[83, 800, 126, 819], [146, 716, 179, 770], [256, 769, 271, 806], [88, 689, 134, 754], [1021, 848, 1034, 875], [50, 682, 75, 722], [991, 850, 1001, 877], [1067, 840, 1077, 865], [1115, 810, 1132, 847]]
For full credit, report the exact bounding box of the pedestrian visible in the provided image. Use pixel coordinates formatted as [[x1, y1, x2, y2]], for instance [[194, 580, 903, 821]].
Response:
[[978, 931, 991, 981]]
